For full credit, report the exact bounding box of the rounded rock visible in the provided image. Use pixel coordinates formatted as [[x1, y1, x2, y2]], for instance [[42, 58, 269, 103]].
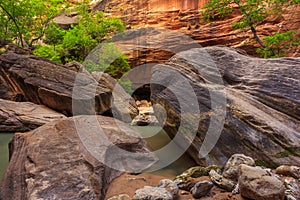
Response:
[[190, 180, 213, 198]]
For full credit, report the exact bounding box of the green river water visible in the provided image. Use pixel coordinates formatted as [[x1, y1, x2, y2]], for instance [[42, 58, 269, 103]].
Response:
[[0, 133, 13, 180], [132, 126, 196, 177], [0, 127, 195, 179]]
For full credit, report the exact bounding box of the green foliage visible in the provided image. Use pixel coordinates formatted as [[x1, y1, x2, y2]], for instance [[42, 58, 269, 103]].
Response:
[[38, 4, 126, 67], [62, 25, 98, 62], [202, 0, 300, 57], [118, 78, 133, 94], [44, 23, 66, 45], [256, 30, 300, 58], [34, 45, 63, 63], [0, 0, 68, 47], [30, 2, 128, 78], [84, 43, 130, 78]]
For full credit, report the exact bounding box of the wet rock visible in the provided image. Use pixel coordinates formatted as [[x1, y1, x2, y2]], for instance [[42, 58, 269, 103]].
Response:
[[222, 154, 255, 181], [209, 169, 236, 192], [276, 165, 300, 179], [0, 99, 66, 132], [157, 179, 179, 198], [190, 180, 213, 198], [238, 164, 285, 200], [0, 115, 157, 200], [174, 166, 220, 191], [132, 186, 173, 200], [151, 47, 300, 167]]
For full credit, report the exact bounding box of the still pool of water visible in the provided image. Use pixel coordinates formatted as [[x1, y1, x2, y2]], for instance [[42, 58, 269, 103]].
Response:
[[131, 126, 196, 177], [0, 133, 14, 180]]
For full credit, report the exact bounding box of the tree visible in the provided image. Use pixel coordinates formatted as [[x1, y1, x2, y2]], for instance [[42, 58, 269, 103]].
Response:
[[33, 4, 128, 78], [0, 0, 67, 48], [202, 0, 300, 57]]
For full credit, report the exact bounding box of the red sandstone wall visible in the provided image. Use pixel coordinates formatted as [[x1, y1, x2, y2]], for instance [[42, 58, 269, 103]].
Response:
[[149, 0, 209, 11]]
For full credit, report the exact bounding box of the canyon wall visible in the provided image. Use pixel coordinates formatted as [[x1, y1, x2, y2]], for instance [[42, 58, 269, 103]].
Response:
[[91, 0, 300, 63]]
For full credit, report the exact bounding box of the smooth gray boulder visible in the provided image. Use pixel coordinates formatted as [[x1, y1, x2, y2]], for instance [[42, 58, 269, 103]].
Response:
[[151, 46, 300, 167]]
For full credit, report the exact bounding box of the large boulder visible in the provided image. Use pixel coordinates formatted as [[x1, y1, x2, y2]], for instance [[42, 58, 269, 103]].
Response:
[[0, 98, 66, 132], [0, 115, 156, 200], [238, 164, 285, 200], [0, 50, 111, 116], [0, 49, 138, 121], [151, 46, 300, 167], [222, 154, 256, 181], [92, 72, 139, 123]]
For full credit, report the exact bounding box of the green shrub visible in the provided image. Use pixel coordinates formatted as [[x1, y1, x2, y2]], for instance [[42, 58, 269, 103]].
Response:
[[33, 45, 63, 63], [256, 30, 300, 58], [84, 43, 130, 78]]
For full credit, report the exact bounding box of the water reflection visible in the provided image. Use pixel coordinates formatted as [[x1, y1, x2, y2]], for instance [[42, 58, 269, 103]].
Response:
[[0, 133, 13, 179], [131, 126, 195, 177]]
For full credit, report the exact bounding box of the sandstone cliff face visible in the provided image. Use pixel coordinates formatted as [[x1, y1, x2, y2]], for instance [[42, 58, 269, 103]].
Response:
[[92, 0, 300, 64]]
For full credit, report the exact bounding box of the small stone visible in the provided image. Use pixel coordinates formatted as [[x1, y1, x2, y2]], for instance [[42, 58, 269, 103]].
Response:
[[107, 194, 131, 200], [209, 169, 236, 192], [284, 178, 300, 200], [190, 181, 213, 198], [222, 154, 255, 181], [238, 164, 285, 200], [232, 183, 239, 195], [132, 186, 173, 200], [130, 114, 159, 126], [286, 195, 297, 200], [157, 179, 179, 198], [276, 165, 300, 179], [174, 165, 220, 191], [180, 190, 190, 195]]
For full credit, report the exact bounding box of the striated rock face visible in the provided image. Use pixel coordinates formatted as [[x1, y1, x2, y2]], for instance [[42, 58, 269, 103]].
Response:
[[0, 99, 66, 132], [92, 0, 209, 12], [0, 75, 14, 100], [0, 49, 138, 121], [151, 46, 300, 167], [0, 50, 111, 116], [0, 115, 156, 200], [92, 0, 300, 65]]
